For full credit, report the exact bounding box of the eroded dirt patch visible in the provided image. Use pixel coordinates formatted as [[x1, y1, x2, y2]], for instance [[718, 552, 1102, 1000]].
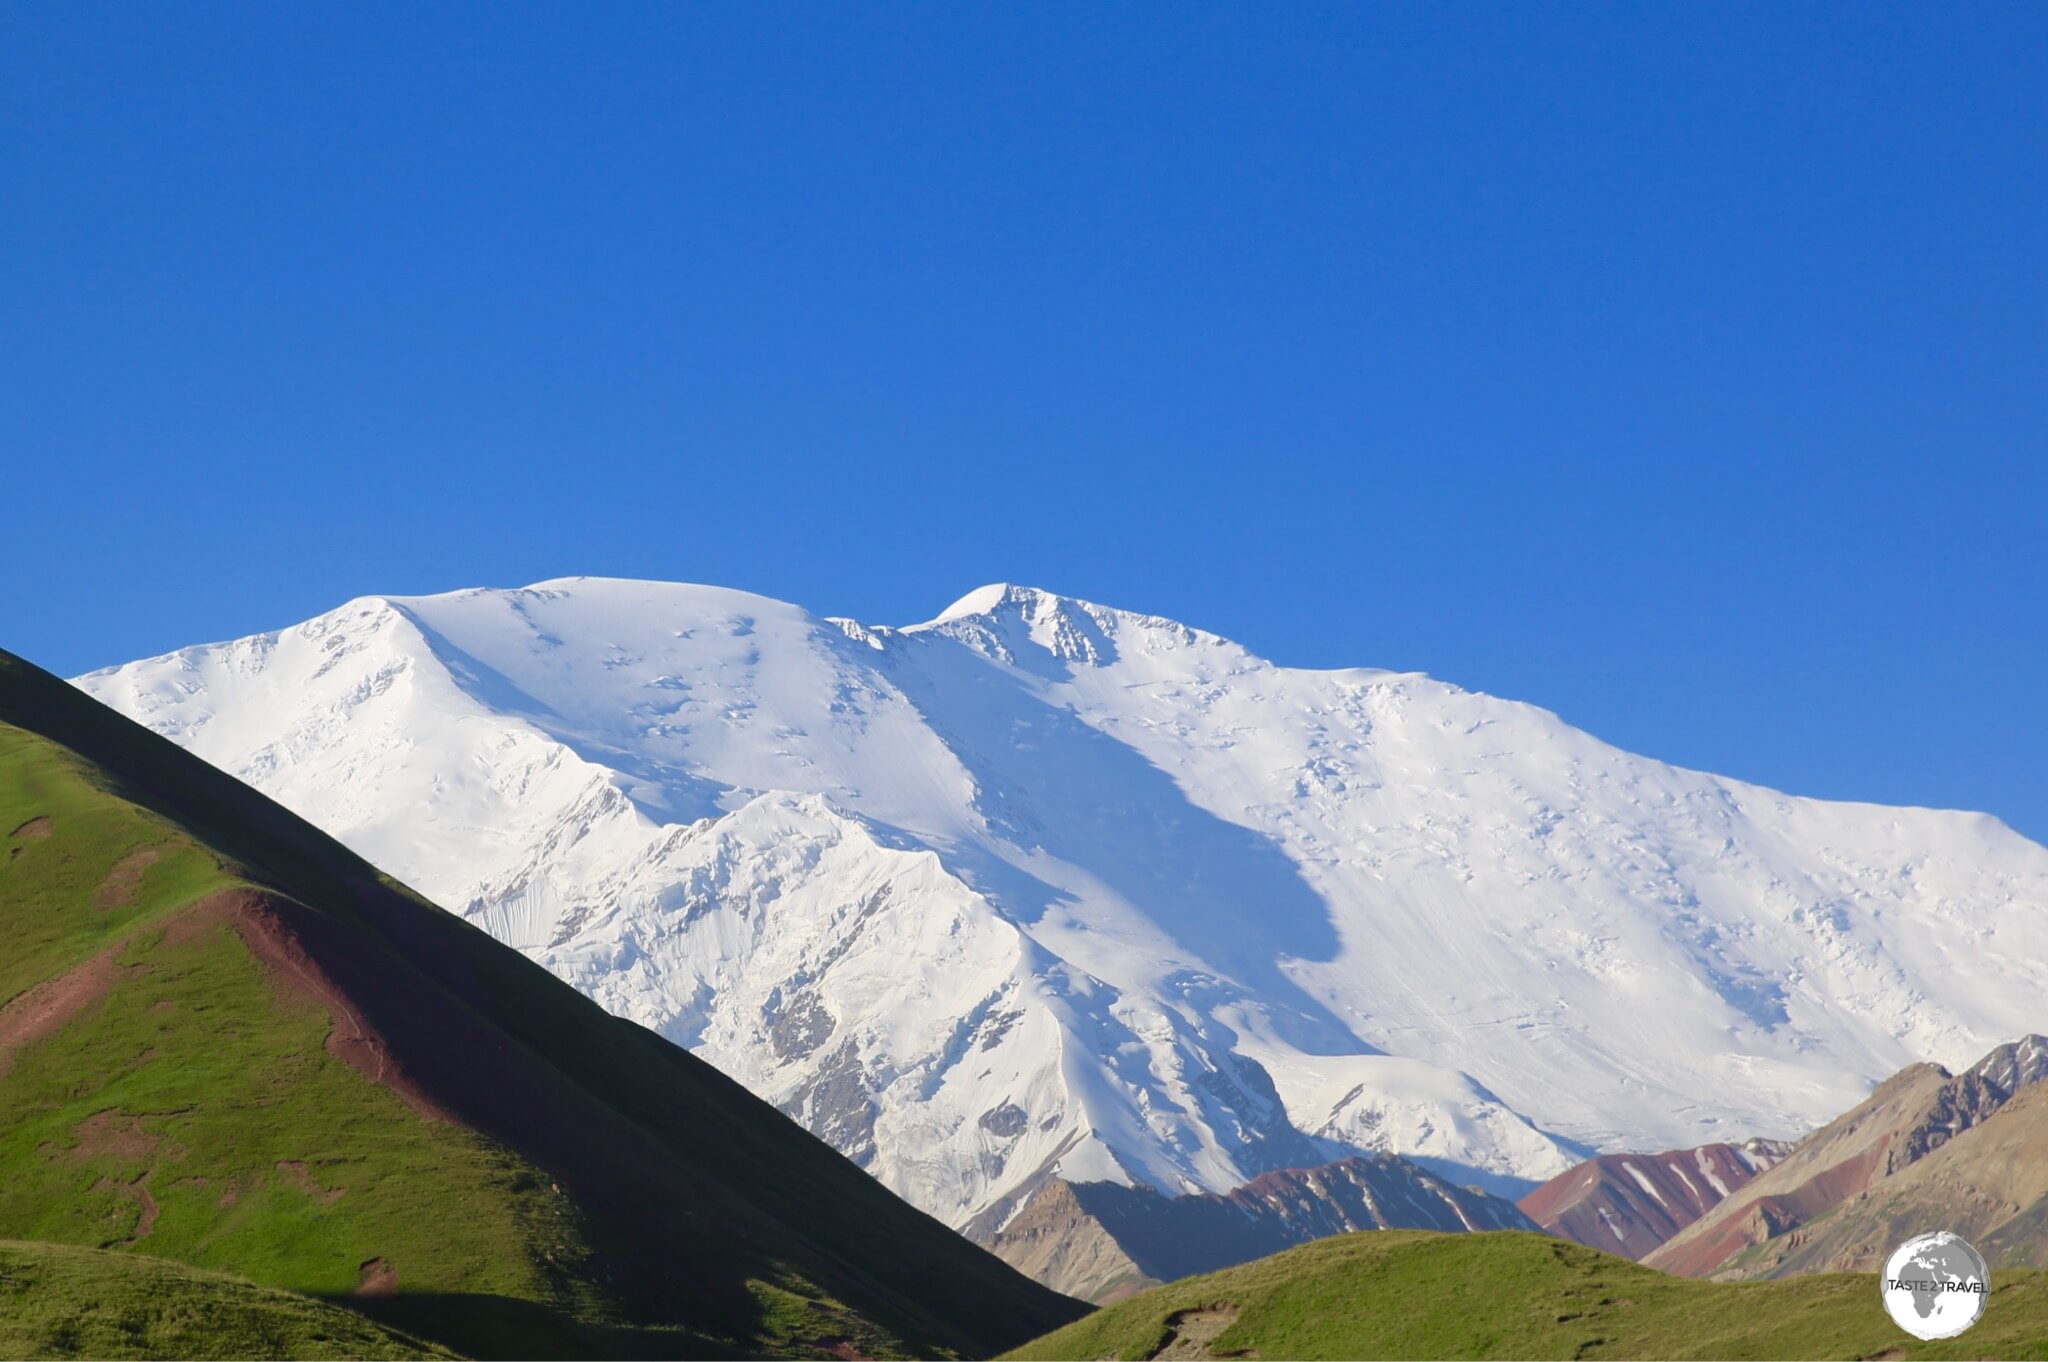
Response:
[[8, 816, 52, 840], [1151, 1306, 1247, 1360], [69, 1109, 163, 1162], [355, 1257, 398, 1297], [276, 1159, 347, 1203], [94, 845, 162, 910], [91, 1172, 159, 1244], [0, 940, 128, 1077]]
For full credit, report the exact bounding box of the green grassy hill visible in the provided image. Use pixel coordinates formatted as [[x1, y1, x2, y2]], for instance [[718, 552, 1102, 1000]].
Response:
[[0, 646, 1082, 1359], [1004, 1230, 2048, 1361], [0, 1239, 450, 1360]]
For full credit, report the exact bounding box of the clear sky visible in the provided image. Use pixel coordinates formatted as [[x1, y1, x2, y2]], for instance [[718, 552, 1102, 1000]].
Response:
[[4, 4, 2044, 841]]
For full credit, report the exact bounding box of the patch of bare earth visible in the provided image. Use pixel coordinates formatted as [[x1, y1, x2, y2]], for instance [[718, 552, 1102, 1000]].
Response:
[[68, 1109, 164, 1161], [356, 1257, 398, 1297], [0, 890, 261, 1078], [1150, 1306, 1249, 1361], [94, 845, 162, 910], [0, 939, 130, 1077], [8, 816, 52, 840], [276, 1159, 346, 1203]]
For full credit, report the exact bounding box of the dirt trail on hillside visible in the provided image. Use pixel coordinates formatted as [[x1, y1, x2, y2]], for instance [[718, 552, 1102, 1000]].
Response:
[[8, 816, 52, 840], [1150, 1306, 1246, 1360], [91, 1172, 160, 1244]]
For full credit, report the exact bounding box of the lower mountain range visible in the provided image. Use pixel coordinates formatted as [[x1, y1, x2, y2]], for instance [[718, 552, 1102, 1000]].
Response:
[[1513, 1034, 2048, 1277], [75, 577, 2048, 1254], [980, 1033, 2048, 1302], [981, 1153, 1538, 1303]]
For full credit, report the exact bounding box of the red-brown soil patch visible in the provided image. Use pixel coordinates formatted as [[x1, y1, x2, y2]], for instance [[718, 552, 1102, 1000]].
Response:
[[156, 892, 240, 948], [69, 1109, 162, 1162], [275, 1159, 346, 1204], [94, 845, 162, 910], [8, 816, 52, 840], [0, 939, 128, 1077], [92, 1172, 159, 1244], [355, 1257, 398, 1296]]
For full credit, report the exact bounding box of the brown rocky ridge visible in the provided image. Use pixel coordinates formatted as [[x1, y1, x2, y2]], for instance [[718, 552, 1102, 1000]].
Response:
[[1645, 1034, 2048, 1279]]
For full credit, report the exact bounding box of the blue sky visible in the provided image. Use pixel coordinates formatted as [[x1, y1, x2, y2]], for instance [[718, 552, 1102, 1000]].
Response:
[[4, 4, 2044, 841]]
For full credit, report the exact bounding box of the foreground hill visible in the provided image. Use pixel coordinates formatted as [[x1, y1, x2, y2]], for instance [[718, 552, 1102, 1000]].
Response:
[[0, 646, 1081, 1359], [79, 578, 2048, 1232], [982, 1154, 1537, 1302], [1647, 1036, 2048, 1279], [0, 1240, 448, 1360], [1518, 1138, 1791, 1260], [1003, 1230, 2048, 1361]]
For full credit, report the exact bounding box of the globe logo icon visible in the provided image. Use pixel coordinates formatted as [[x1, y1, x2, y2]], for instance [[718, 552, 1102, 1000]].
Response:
[[1881, 1231, 1990, 1340]]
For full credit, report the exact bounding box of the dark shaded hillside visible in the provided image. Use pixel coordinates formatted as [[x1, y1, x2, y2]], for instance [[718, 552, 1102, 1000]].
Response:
[[0, 646, 1083, 1358]]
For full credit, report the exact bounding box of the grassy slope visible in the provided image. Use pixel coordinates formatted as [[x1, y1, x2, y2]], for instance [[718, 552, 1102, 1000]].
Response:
[[0, 1239, 451, 1360], [0, 647, 1081, 1359], [1005, 1231, 2048, 1361], [0, 731, 568, 1296]]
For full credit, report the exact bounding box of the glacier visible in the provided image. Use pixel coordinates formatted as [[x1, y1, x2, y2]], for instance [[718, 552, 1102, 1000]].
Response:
[[74, 578, 2048, 1230]]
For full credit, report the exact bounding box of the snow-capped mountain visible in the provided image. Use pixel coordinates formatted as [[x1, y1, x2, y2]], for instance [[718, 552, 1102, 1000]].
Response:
[[75, 579, 2048, 1231]]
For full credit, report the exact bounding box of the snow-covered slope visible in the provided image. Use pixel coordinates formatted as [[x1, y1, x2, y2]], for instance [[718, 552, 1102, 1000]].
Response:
[[75, 579, 2048, 1230]]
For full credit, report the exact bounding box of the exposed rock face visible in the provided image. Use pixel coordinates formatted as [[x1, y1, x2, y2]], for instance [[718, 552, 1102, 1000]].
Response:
[[1646, 1035, 2048, 1279], [976, 1179, 1158, 1305], [1517, 1139, 1793, 1260], [981, 1153, 1539, 1302]]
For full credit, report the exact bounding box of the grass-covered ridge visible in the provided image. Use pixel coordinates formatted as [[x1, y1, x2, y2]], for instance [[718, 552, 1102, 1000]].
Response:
[[0, 1239, 451, 1359], [1004, 1230, 2048, 1361], [0, 646, 1082, 1359], [0, 727, 572, 1302]]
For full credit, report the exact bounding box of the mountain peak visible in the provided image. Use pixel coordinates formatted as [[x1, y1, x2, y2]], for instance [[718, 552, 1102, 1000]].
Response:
[[71, 579, 2048, 1255], [924, 583, 1067, 626]]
